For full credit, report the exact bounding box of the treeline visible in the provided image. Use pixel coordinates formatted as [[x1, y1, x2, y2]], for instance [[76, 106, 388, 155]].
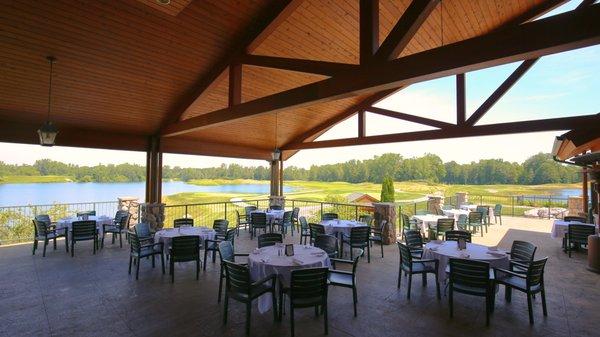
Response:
[[0, 153, 581, 185]]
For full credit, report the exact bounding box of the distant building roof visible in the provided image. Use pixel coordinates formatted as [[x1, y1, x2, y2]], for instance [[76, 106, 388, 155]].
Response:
[[347, 193, 379, 204]]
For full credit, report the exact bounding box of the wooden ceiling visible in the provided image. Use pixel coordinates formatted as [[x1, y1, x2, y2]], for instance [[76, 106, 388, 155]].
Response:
[[0, 0, 594, 160]]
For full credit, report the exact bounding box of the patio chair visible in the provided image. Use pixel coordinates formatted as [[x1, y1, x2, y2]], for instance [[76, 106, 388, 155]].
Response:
[[128, 233, 164, 280], [273, 211, 293, 237], [565, 224, 596, 258], [456, 213, 469, 231], [235, 210, 250, 236], [403, 229, 424, 258], [70, 220, 98, 257], [434, 218, 455, 240], [102, 212, 130, 248], [76, 210, 96, 217], [204, 228, 235, 271], [448, 258, 494, 326], [563, 215, 587, 222], [244, 205, 257, 225], [212, 219, 229, 240], [493, 257, 548, 324], [322, 212, 338, 221], [314, 234, 338, 258], [173, 217, 193, 228], [217, 241, 248, 303], [369, 219, 387, 258], [476, 205, 490, 227], [299, 216, 310, 245], [283, 267, 329, 337], [34, 214, 55, 226], [468, 211, 484, 237], [291, 207, 300, 233], [397, 242, 440, 300], [257, 233, 283, 248], [309, 223, 325, 245], [222, 261, 277, 336], [494, 204, 503, 225], [328, 249, 363, 316], [269, 205, 283, 210], [508, 240, 537, 273], [341, 226, 370, 262], [444, 230, 471, 243], [250, 212, 268, 239], [32, 219, 68, 256], [169, 235, 200, 283], [134, 222, 155, 243], [358, 214, 373, 226]]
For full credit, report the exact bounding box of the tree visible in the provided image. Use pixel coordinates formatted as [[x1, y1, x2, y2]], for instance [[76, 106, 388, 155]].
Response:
[[380, 177, 395, 202]]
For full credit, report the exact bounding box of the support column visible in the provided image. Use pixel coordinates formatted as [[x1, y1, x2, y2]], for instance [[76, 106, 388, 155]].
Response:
[[145, 136, 163, 203], [583, 168, 589, 217], [270, 159, 280, 197], [279, 159, 284, 197]]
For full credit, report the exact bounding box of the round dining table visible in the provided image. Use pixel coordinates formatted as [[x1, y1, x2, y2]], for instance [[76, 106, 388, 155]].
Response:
[[248, 244, 330, 313], [320, 219, 368, 237], [154, 226, 216, 249], [551, 220, 596, 239], [422, 241, 509, 283], [57, 215, 114, 236], [251, 209, 285, 225]]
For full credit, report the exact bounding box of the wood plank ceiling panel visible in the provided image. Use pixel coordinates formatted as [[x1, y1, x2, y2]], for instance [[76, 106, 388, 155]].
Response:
[[136, 0, 194, 17]]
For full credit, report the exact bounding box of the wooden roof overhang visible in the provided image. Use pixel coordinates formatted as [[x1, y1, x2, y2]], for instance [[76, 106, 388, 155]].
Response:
[[1, 0, 599, 161]]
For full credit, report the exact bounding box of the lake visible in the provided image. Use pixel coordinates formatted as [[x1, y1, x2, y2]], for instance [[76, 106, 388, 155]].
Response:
[[0, 181, 294, 206]]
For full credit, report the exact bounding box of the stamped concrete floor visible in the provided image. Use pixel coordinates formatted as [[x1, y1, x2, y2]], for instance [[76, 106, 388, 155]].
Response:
[[1, 216, 598, 337]]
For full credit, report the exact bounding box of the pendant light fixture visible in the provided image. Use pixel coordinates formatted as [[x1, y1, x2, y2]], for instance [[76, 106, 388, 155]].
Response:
[[38, 56, 58, 146], [272, 111, 281, 161]]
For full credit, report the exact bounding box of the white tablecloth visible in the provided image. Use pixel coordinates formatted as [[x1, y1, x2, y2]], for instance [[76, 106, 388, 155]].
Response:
[[422, 241, 509, 283], [154, 227, 216, 248], [248, 244, 330, 313], [412, 215, 452, 233], [251, 210, 285, 225], [442, 209, 470, 222], [320, 219, 368, 237], [57, 216, 113, 236], [550, 220, 596, 239]]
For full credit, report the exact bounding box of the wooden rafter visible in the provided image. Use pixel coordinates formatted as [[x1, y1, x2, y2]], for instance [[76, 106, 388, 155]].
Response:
[[374, 0, 439, 62], [360, 0, 379, 64], [160, 0, 303, 127], [161, 6, 600, 137], [282, 114, 600, 150], [239, 54, 358, 76], [367, 106, 454, 129], [228, 63, 242, 107], [358, 110, 366, 138], [456, 73, 466, 125]]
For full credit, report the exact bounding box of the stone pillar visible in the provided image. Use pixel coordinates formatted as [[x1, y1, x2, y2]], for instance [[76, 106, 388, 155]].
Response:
[[427, 196, 443, 214], [456, 192, 468, 207], [568, 196, 584, 217], [118, 197, 139, 225], [141, 202, 165, 231], [373, 202, 397, 245], [269, 195, 285, 209]]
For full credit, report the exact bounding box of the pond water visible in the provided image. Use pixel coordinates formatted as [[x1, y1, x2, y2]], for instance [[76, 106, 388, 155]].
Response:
[[0, 181, 294, 206]]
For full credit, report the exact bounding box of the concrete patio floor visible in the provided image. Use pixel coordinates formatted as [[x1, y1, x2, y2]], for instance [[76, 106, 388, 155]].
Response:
[[1, 216, 598, 337]]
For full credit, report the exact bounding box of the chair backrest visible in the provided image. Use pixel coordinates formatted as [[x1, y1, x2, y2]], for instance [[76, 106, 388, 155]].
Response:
[[117, 213, 130, 229], [314, 234, 338, 257], [114, 210, 129, 222], [292, 207, 300, 222], [299, 216, 308, 230], [436, 218, 455, 236], [494, 204, 502, 214], [213, 219, 229, 235], [349, 226, 370, 245], [224, 261, 251, 295], [134, 222, 152, 238], [224, 228, 236, 243], [129, 232, 142, 253], [358, 214, 373, 226], [218, 240, 235, 264], [457, 213, 468, 225], [510, 240, 537, 262], [526, 257, 548, 289], [564, 215, 587, 223], [401, 213, 410, 229], [33, 219, 49, 236], [468, 211, 483, 224], [257, 233, 283, 248], [290, 267, 329, 303], [72, 220, 97, 238], [568, 224, 596, 244], [322, 212, 338, 221], [269, 205, 283, 211], [245, 206, 257, 218], [377, 219, 388, 233], [449, 258, 491, 290], [283, 211, 293, 225], [77, 210, 96, 217], [397, 242, 413, 270], [173, 218, 194, 228], [34, 214, 51, 226], [251, 212, 267, 228], [445, 230, 472, 243], [236, 210, 244, 223], [171, 236, 200, 261], [403, 229, 423, 248], [309, 223, 325, 240], [475, 206, 488, 216]]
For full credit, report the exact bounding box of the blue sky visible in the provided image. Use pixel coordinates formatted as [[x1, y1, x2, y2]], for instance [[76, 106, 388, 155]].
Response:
[[0, 1, 597, 169]]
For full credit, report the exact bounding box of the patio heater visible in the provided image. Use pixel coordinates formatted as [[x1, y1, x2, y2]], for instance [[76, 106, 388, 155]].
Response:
[[38, 56, 59, 146]]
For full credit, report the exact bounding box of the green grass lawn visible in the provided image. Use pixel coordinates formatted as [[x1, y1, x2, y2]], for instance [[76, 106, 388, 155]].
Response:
[[0, 175, 73, 184]]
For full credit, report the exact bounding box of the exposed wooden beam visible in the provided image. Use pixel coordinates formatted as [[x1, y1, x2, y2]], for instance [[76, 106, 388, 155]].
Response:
[[360, 0, 379, 64], [358, 110, 366, 137], [282, 114, 600, 150], [161, 6, 600, 137], [466, 59, 538, 126], [239, 54, 359, 76], [374, 0, 439, 61], [367, 106, 454, 129], [160, 0, 303, 126], [228, 63, 242, 107], [456, 73, 466, 125], [160, 137, 272, 160]]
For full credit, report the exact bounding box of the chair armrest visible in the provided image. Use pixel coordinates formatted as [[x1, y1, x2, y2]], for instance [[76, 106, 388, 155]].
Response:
[[252, 274, 276, 287], [414, 258, 437, 264], [204, 239, 220, 245], [234, 253, 250, 257], [493, 267, 526, 279], [330, 258, 353, 265], [509, 260, 530, 268], [140, 242, 163, 249], [329, 269, 352, 276]]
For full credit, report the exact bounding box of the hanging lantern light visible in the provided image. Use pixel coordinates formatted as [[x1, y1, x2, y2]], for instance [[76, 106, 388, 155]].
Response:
[[272, 148, 281, 161], [38, 56, 58, 146]]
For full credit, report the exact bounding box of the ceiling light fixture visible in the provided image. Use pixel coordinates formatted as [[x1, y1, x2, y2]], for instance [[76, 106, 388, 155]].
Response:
[[38, 56, 58, 146]]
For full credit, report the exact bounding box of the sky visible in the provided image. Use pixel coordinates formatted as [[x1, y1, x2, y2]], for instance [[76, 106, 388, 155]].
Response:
[[0, 1, 597, 169]]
